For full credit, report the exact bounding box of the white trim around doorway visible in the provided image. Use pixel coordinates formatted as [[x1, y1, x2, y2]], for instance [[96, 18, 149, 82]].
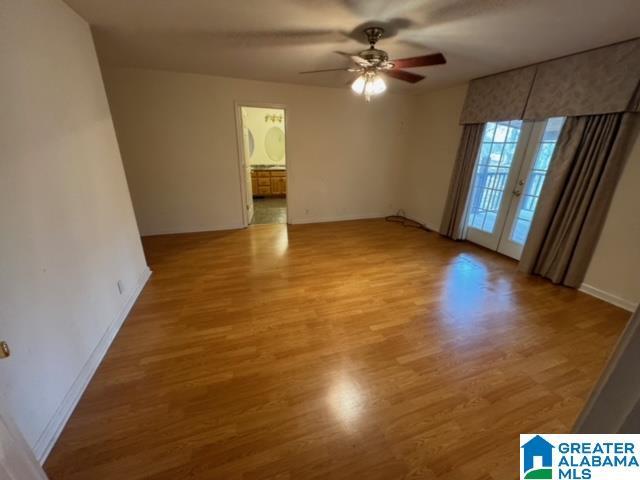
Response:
[[233, 101, 290, 227]]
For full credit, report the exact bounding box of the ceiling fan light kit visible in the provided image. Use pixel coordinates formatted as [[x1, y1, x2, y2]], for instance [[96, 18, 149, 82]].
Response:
[[301, 26, 446, 101], [351, 71, 387, 101]]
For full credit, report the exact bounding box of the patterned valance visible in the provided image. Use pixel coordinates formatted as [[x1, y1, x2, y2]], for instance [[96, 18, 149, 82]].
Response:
[[523, 39, 640, 120], [459, 67, 536, 124], [459, 38, 640, 125]]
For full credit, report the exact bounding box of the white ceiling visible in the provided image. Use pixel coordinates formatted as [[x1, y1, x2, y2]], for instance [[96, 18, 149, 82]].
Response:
[[64, 0, 640, 93]]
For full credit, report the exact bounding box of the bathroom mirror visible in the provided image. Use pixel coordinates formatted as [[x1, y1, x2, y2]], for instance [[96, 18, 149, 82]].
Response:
[[265, 127, 285, 163]]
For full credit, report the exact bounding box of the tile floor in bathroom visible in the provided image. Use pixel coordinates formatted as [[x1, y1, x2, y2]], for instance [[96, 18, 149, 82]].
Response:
[[251, 197, 287, 224]]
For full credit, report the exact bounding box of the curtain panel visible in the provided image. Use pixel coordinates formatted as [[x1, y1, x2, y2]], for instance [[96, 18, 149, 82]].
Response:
[[519, 112, 640, 287], [439, 123, 484, 239], [459, 38, 640, 125]]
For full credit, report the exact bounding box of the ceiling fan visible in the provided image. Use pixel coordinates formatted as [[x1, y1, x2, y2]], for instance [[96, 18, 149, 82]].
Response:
[[301, 26, 446, 100]]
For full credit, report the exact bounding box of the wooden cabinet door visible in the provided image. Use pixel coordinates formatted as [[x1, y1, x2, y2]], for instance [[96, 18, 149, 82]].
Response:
[[251, 178, 258, 194], [271, 177, 283, 195]]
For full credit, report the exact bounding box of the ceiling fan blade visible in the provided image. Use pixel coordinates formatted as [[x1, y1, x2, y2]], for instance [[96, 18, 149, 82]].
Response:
[[300, 68, 351, 74], [391, 53, 446, 69], [383, 69, 425, 84]]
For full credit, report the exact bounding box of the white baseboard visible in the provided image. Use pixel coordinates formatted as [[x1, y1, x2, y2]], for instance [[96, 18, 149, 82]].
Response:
[[289, 212, 389, 225], [579, 283, 638, 312], [34, 266, 152, 463]]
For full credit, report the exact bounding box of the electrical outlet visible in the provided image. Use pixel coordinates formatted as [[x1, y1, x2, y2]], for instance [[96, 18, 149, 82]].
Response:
[[117, 280, 125, 295]]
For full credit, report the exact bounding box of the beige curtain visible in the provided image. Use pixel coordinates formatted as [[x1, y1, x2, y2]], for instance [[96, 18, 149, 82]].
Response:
[[573, 305, 640, 433], [440, 124, 484, 239], [519, 112, 640, 286]]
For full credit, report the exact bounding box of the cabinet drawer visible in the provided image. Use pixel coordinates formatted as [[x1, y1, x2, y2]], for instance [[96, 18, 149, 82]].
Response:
[[257, 171, 271, 177], [257, 186, 271, 195], [270, 170, 286, 177], [258, 178, 271, 186]]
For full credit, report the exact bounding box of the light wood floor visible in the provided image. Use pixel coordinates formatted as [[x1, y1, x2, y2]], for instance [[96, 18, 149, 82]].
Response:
[[45, 219, 629, 479]]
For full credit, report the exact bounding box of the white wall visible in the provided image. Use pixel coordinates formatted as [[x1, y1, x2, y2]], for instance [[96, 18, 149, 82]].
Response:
[[102, 67, 413, 235], [242, 107, 286, 166], [0, 0, 149, 460], [582, 137, 640, 310], [401, 84, 468, 230], [402, 84, 640, 309]]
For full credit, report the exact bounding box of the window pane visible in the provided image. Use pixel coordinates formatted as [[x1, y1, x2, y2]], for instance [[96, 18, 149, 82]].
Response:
[[500, 143, 517, 167], [533, 143, 556, 170], [496, 167, 510, 190], [494, 124, 509, 142], [512, 218, 531, 244], [526, 172, 545, 197], [467, 120, 524, 234], [503, 143, 516, 163], [469, 211, 485, 229], [506, 127, 520, 142], [542, 117, 565, 142], [478, 143, 492, 165], [483, 123, 496, 142], [509, 117, 566, 244], [483, 210, 498, 232], [490, 143, 504, 165]]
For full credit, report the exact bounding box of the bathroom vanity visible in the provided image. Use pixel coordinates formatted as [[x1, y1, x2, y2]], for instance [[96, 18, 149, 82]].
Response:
[[251, 166, 287, 197]]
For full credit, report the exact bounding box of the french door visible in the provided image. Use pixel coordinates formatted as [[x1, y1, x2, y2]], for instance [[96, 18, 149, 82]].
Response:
[[465, 117, 565, 259]]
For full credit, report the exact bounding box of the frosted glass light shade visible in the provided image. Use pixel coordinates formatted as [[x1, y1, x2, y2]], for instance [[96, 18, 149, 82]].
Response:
[[366, 75, 386, 95], [351, 73, 386, 99], [351, 75, 366, 94]]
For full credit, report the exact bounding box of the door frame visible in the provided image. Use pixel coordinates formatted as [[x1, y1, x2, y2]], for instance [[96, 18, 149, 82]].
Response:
[[233, 101, 290, 227], [0, 408, 48, 479]]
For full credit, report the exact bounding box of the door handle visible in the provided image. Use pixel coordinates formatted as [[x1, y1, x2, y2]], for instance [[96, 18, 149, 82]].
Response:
[[0, 341, 9, 359]]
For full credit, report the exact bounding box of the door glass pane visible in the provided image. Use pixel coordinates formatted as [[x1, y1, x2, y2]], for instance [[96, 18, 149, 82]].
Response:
[[509, 117, 565, 244], [467, 120, 523, 233]]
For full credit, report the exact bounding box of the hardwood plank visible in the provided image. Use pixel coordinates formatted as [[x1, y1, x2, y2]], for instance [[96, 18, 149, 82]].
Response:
[[44, 219, 629, 479]]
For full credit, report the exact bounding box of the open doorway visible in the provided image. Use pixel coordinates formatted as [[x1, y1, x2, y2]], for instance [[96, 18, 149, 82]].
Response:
[[237, 105, 287, 225]]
